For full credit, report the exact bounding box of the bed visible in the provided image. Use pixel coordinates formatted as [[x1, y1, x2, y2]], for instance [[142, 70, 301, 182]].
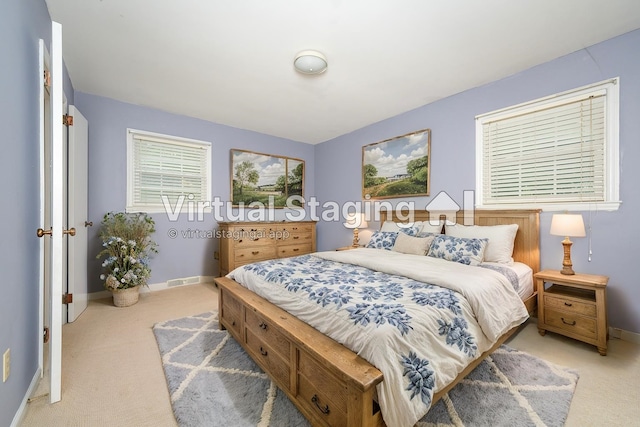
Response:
[[214, 209, 540, 427]]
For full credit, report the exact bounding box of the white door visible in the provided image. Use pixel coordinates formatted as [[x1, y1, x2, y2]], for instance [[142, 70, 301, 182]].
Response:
[[67, 106, 89, 322], [48, 20, 65, 404]]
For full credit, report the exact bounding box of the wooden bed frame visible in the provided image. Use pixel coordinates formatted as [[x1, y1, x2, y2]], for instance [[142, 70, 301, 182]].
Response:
[[215, 209, 540, 427]]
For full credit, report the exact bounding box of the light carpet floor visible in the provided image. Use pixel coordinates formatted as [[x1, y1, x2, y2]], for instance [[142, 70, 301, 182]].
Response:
[[20, 283, 640, 426]]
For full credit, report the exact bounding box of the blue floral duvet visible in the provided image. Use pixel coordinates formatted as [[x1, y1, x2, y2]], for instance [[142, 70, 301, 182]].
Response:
[[229, 248, 529, 427]]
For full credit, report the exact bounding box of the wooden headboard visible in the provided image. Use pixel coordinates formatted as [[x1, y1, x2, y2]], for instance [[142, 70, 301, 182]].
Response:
[[379, 209, 540, 273]]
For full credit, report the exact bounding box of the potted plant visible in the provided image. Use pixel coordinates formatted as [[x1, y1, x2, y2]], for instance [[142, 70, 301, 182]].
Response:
[[97, 212, 158, 307]]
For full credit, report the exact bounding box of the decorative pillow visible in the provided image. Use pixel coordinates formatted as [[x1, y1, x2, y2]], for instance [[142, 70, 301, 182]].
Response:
[[392, 232, 436, 256], [380, 221, 422, 236], [427, 235, 488, 265], [419, 221, 444, 234], [445, 224, 518, 264], [365, 231, 398, 250]]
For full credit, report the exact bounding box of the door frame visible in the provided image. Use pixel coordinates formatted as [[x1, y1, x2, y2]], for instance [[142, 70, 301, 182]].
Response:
[[37, 38, 50, 380]]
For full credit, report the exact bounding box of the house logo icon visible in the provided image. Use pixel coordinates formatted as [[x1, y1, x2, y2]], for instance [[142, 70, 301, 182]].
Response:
[[424, 190, 475, 226], [425, 191, 459, 225]]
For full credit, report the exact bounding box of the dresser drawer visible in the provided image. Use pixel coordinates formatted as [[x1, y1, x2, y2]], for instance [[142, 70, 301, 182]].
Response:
[[220, 290, 242, 337], [297, 351, 347, 424], [544, 295, 596, 317], [245, 329, 290, 390], [544, 308, 597, 340], [280, 232, 314, 245], [232, 226, 277, 248], [279, 223, 313, 236], [277, 243, 312, 258], [235, 246, 277, 264], [245, 309, 290, 361]]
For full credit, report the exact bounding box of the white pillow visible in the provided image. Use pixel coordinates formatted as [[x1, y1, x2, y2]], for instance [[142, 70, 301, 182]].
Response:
[[419, 221, 444, 234], [445, 224, 518, 264], [392, 232, 435, 256], [380, 221, 423, 236]]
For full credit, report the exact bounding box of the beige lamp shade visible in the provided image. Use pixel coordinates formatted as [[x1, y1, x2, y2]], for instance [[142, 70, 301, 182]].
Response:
[[343, 213, 368, 229], [550, 214, 586, 237]]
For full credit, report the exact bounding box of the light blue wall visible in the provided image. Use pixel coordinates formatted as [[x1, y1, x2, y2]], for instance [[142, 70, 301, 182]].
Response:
[[315, 29, 640, 333], [0, 0, 74, 424], [75, 93, 315, 294]]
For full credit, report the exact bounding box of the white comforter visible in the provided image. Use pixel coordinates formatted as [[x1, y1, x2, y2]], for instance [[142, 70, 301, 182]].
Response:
[[229, 248, 529, 427]]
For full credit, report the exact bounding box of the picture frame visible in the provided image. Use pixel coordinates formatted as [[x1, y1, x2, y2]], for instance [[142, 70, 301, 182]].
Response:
[[231, 149, 305, 208], [362, 128, 431, 199]]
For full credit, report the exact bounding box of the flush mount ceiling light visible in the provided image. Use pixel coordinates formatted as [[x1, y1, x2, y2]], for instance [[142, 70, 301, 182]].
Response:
[[293, 50, 328, 75]]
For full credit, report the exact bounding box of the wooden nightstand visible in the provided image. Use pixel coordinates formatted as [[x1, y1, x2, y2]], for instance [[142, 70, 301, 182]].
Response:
[[535, 269, 609, 355]]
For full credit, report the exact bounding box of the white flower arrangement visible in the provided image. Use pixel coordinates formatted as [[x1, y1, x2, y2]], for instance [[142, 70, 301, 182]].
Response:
[[97, 212, 158, 290]]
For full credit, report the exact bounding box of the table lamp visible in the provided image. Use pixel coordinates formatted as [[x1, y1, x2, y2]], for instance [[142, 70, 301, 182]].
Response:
[[343, 213, 368, 248], [550, 213, 586, 275]]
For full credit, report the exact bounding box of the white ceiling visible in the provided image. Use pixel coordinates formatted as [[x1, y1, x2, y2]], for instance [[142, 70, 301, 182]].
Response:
[[45, 0, 640, 144]]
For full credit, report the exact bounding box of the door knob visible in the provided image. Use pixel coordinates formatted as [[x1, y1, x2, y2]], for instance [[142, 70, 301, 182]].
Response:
[[37, 228, 52, 238], [63, 228, 76, 237]]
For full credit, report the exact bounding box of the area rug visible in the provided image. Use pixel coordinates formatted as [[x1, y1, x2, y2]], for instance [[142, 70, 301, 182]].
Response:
[[153, 312, 579, 427]]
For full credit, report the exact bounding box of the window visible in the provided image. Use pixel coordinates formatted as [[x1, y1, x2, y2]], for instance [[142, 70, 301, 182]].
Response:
[[127, 129, 211, 213], [476, 78, 620, 211]]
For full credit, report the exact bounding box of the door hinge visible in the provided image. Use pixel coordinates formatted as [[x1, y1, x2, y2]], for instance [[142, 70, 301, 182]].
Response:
[[43, 70, 51, 88], [62, 114, 74, 126], [62, 293, 73, 304], [43, 327, 50, 344]]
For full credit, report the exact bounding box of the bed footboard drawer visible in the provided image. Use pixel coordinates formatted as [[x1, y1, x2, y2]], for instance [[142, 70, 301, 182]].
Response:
[[245, 328, 290, 390], [220, 290, 243, 338], [297, 351, 347, 426], [245, 309, 290, 360]]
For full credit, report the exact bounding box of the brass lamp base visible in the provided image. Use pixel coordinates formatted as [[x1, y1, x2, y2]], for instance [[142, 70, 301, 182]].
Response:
[[352, 228, 360, 248], [560, 237, 575, 275]]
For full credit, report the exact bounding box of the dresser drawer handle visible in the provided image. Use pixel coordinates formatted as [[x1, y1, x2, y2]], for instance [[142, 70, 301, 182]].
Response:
[[561, 318, 576, 326], [311, 395, 330, 415], [293, 248, 299, 252], [259, 346, 268, 356], [238, 239, 243, 243], [252, 237, 259, 241], [564, 302, 573, 307], [293, 236, 300, 240], [231, 320, 236, 326], [259, 322, 268, 330], [252, 251, 259, 255]]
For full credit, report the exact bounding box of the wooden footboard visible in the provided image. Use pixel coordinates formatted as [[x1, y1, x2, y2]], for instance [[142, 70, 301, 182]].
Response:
[[216, 276, 385, 427]]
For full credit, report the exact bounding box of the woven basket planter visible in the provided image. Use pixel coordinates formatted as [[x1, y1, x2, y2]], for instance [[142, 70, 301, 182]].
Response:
[[111, 286, 140, 307]]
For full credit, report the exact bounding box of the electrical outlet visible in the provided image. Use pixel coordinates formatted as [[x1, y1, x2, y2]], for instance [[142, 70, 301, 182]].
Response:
[[3, 349, 9, 382]]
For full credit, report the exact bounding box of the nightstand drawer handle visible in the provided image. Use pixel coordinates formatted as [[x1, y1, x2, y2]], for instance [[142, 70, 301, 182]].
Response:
[[259, 346, 268, 356], [259, 322, 268, 330], [561, 318, 576, 326], [564, 302, 573, 307]]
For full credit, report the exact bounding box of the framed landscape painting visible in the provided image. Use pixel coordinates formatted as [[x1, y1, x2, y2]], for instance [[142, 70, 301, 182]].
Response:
[[362, 129, 431, 199], [231, 149, 304, 207]]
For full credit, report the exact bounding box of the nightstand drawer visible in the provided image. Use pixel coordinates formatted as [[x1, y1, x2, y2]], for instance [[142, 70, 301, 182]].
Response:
[[544, 295, 596, 317], [545, 308, 597, 340]]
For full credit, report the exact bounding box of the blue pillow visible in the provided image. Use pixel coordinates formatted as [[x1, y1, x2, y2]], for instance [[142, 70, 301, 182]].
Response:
[[427, 235, 488, 265], [366, 231, 398, 250]]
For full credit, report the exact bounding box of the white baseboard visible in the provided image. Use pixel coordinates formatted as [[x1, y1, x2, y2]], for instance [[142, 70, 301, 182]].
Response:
[[88, 275, 216, 300], [608, 327, 640, 344], [11, 367, 42, 427]]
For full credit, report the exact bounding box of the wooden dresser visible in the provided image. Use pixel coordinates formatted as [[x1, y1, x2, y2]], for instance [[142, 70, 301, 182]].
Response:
[[218, 221, 316, 276]]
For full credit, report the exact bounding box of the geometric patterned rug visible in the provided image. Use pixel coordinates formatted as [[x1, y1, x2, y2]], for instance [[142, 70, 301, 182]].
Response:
[[153, 311, 578, 427]]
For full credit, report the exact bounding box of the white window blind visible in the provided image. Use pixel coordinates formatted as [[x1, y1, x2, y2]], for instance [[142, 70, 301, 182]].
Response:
[[476, 78, 619, 211], [127, 130, 211, 212]]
